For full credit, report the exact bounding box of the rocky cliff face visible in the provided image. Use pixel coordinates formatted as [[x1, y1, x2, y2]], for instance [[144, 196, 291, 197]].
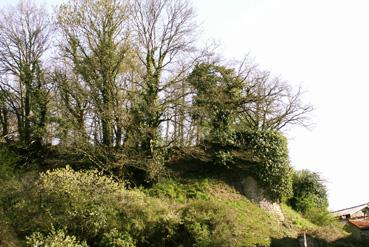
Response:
[[242, 176, 285, 221]]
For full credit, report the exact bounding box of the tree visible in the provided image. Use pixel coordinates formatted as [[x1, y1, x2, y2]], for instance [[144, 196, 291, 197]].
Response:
[[237, 68, 313, 131], [188, 63, 244, 144], [56, 0, 131, 147], [130, 0, 197, 154], [52, 67, 90, 145], [288, 169, 328, 213], [0, 0, 51, 145], [0, 91, 9, 140], [187, 59, 313, 147]]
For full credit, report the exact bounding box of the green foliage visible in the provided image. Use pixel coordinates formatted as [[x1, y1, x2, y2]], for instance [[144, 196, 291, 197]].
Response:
[[189, 63, 243, 144], [214, 150, 234, 167], [116, 189, 180, 246], [98, 229, 135, 247], [281, 204, 317, 231], [288, 170, 331, 226], [0, 145, 18, 179], [0, 167, 180, 246], [0, 172, 41, 237], [303, 205, 337, 227], [146, 179, 210, 202], [236, 130, 293, 201], [177, 200, 244, 247], [35, 166, 124, 239], [0, 168, 123, 242], [0, 207, 20, 247], [288, 170, 328, 212], [0, 168, 348, 246], [26, 229, 87, 247]]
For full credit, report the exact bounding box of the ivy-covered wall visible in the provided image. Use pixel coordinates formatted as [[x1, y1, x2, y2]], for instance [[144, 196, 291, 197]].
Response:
[[235, 130, 293, 202]]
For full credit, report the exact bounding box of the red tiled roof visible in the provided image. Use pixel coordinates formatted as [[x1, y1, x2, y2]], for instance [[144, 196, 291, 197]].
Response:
[[349, 220, 369, 230]]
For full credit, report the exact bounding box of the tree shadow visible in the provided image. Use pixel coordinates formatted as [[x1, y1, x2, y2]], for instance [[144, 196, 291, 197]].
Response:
[[270, 236, 299, 247], [166, 148, 251, 194]]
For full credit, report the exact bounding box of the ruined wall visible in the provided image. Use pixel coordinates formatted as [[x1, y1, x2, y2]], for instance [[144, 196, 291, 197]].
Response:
[[242, 176, 285, 221]]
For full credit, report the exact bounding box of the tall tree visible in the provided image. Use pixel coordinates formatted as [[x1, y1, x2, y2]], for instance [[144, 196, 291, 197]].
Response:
[[0, 90, 9, 139], [237, 69, 313, 131], [56, 0, 131, 147], [188, 63, 243, 144], [0, 0, 51, 145], [188, 60, 313, 145], [52, 67, 90, 145], [130, 0, 196, 154]]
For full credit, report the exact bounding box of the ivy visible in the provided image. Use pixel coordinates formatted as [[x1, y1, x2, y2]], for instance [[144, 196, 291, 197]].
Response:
[[235, 130, 293, 201]]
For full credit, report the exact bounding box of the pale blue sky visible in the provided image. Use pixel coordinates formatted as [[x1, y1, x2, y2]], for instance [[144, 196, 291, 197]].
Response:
[[1, 0, 369, 210]]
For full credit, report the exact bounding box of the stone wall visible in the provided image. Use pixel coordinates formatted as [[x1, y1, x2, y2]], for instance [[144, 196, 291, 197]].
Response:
[[241, 176, 285, 221]]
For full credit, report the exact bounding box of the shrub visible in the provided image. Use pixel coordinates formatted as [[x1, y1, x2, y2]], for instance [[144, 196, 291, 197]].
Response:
[[304, 205, 337, 227], [1, 167, 179, 246], [35, 167, 124, 241], [0, 172, 41, 237], [288, 170, 328, 212], [287, 170, 332, 226], [0, 144, 18, 179], [0, 167, 125, 243], [98, 229, 135, 247], [26, 229, 87, 247], [176, 200, 245, 247], [117, 189, 180, 246], [0, 207, 20, 246]]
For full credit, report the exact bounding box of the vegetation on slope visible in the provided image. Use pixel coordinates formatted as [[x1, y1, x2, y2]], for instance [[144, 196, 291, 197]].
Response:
[[0, 162, 353, 247], [0, 0, 364, 246]]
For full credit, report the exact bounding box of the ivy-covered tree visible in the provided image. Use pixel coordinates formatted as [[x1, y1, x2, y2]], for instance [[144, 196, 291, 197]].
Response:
[[0, 0, 51, 146], [129, 0, 197, 154], [56, 0, 131, 147], [52, 68, 90, 145], [188, 63, 244, 145], [0, 91, 9, 139]]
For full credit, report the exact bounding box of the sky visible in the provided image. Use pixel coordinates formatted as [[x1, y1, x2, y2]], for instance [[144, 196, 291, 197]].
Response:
[[1, 0, 368, 211]]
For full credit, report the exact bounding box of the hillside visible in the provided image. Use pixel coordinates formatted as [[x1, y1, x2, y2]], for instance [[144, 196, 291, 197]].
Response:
[[1, 155, 364, 247]]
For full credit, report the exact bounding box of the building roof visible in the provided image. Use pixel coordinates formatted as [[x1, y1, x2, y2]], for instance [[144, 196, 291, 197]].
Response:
[[348, 220, 369, 230], [332, 203, 369, 217]]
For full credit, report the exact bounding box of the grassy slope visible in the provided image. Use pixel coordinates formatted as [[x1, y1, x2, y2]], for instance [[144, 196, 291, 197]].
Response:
[[146, 178, 347, 247], [0, 169, 357, 247], [0, 144, 352, 247]]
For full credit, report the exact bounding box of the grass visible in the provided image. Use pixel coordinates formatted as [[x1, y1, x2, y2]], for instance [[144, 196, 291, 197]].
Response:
[[144, 177, 347, 246], [281, 204, 317, 232], [0, 163, 351, 247]]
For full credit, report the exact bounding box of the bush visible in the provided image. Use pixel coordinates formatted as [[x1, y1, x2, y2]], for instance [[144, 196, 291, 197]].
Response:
[[0, 207, 20, 246], [0, 172, 41, 237], [176, 200, 245, 247], [0, 168, 121, 242], [0, 144, 18, 179], [98, 229, 135, 247], [288, 170, 328, 212], [287, 170, 331, 226], [35, 167, 124, 241], [26, 229, 87, 247], [117, 189, 180, 246], [0, 167, 179, 246]]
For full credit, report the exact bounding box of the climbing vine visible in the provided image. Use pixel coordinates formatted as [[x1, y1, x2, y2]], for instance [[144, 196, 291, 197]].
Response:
[[235, 130, 293, 201]]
